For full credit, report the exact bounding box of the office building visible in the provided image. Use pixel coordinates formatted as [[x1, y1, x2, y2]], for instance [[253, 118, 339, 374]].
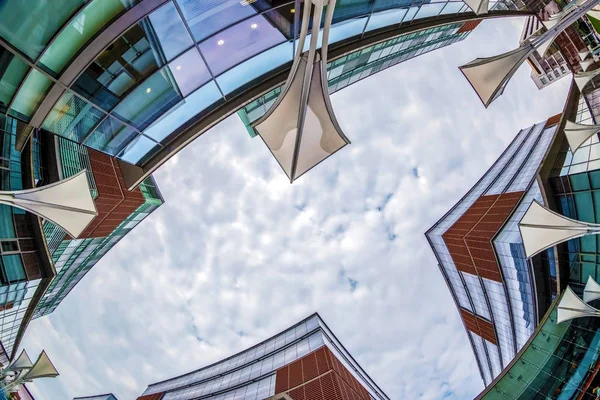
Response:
[[73, 395, 118, 400], [426, 114, 561, 385], [34, 140, 163, 318], [136, 314, 389, 400], [520, 2, 600, 90], [0, 0, 529, 189], [239, 19, 482, 137]]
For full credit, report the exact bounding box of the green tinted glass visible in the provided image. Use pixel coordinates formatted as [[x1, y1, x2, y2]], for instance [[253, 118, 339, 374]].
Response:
[[0, 0, 85, 60], [38, 0, 139, 74], [9, 69, 52, 119], [0, 48, 29, 111]]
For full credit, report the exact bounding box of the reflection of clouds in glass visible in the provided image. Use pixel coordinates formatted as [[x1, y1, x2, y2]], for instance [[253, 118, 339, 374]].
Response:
[[149, 2, 193, 62]]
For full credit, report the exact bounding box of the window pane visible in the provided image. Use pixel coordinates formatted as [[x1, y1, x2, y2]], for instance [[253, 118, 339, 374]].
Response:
[[2, 255, 25, 283], [216, 40, 293, 95], [42, 92, 105, 143], [176, 0, 257, 42], [365, 8, 407, 32], [144, 81, 222, 142], [414, 3, 446, 19], [112, 68, 182, 130], [168, 48, 212, 97], [0, 0, 85, 59], [38, 0, 140, 74], [0, 47, 29, 112], [439, 2, 465, 15], [148, 2, 193, 62], [10, 69, 52, 120], [118, 135, 160, 165], [199, 14, 287, 76], [84, 116, 137, 155]]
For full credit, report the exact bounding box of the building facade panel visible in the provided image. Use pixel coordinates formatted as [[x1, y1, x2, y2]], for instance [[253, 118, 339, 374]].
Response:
[[427, 116, 560, 384]]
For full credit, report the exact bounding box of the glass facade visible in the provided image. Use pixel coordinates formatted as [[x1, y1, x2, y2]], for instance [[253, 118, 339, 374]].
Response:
[[0, 0, 525, 171], [139, 314, 389, 400], [0, 116, 50, 366], [477, 295, 600, 400], [427, 119, 559, 385], [238, 21, 474, 136], [33, 139, 163, 319], [74, 395, 118, 400]]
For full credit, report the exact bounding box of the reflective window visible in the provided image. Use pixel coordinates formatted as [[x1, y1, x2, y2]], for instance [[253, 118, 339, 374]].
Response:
[[199, 14, 287, 76], [84, 116, 137, 155], [9, 69, 52, 120], [175, 0, 258, 42], [439, 1, 466, 15], [148, 2, 193, 62], [373, 0, 414, 12], [38, 0, 141, 75], [168, 49, 212, 97], [42, 92, 105, 143], [0, 0, 85, 60], [0, 47, 29, 112], [119, 135, 160, 164], [414, 3, 446, 19], [112, 68, 182, 130], [365, 8, 407, 32], [144, 81, 222, 143]]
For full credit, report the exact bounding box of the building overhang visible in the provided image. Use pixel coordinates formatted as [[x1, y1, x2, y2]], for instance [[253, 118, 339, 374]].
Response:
[[118, 9, 533, 190]]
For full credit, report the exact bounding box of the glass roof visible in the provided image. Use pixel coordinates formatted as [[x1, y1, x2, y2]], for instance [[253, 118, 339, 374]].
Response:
[[0, 0, 524, 171]]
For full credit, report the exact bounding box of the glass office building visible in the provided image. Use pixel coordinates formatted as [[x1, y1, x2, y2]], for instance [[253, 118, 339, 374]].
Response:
[[0, 0, 528, 190], [238, 20, 480, 137], [137, 314, 389, 400], [426, 115, 561, 385], [33, 139, 163, 318], [74, 395, 118, 400]]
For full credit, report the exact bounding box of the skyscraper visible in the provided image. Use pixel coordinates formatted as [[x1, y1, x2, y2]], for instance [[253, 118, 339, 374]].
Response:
[[136, 314, 389, 400]]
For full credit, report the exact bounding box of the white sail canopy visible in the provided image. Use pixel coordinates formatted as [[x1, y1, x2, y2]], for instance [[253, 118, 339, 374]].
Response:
[[564, 120, 600, 152], [579, 50, 591, 60], [462, 0, 489, 15], [3, 350, 32, 373], [584, 276, 600, 303], [580, 58, 595, 71], [557, 286, 600, 323], [0, 170, 97, 238], [519, 200, 594, 258], [20, 351, 59, 381], [574, 69, 600, 91], [253, 0, 349, 182], [459, 45, 533, 108]]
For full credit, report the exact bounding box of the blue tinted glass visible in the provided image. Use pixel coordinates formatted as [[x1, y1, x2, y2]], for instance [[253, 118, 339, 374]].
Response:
[[119, 135, 160, 164], [216, 41, 293, 95], [2, 255, 25, 282], [149, 2, 194, 61], [414, 3, 446, 19], [365, 8, 407, 32], [144, 81, 222, 142], [402, 6, 419, 22], [373, 0, 413, 11], [176, 0, 257, 42], [168, 48, 212, 97], [112, 68, 182, 130], [0, 206, 15, 238], [84, 116, 137, 155], [199, 14, 287, 76], [328, 16, 369, 44], [439, 2, 465, 14]]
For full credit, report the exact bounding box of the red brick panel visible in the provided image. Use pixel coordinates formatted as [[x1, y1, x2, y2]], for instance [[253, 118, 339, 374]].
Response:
[[80, 149, 144, 238], [442, 192, 524, 282], [276, 346, 370, 400], [456, 19, 482, 34], [545, 113, 562, 128], [460, 309, 497, 345], [136, 393, 164, 400]]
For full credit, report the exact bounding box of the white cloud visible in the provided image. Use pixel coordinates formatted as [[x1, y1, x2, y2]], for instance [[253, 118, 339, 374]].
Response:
[[21, 16, 570, 400]]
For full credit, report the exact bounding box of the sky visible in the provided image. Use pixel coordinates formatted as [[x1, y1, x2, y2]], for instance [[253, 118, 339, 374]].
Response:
[[19, 15, 571, 400]]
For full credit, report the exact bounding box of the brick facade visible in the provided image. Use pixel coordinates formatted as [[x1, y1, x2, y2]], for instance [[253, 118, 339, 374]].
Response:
[[275, 346, 371, 400], [460, 309, 497, 344], [80, 150, 145, 238], [442, 192, 524, 282]]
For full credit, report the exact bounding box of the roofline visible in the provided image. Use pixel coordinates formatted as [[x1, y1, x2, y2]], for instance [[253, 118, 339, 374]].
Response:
[[119, 9, 534, 190], [73, 395, 116, 400]]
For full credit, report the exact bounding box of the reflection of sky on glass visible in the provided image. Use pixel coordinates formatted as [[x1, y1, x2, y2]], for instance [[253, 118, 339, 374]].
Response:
[[149, 2, 193, 62], [199, 15, 287, 76], [216, 41, 294, 95], [176, 0, 257, 42], [119, 135, 159, 164], [366, 9, 408, 32], [169, 49, 212, 97], [144, 82, 222, 143], [415, 3, 447, 19]]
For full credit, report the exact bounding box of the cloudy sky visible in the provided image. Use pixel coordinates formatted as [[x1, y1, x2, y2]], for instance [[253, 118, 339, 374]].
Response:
[[20, 15, 570, 400]]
